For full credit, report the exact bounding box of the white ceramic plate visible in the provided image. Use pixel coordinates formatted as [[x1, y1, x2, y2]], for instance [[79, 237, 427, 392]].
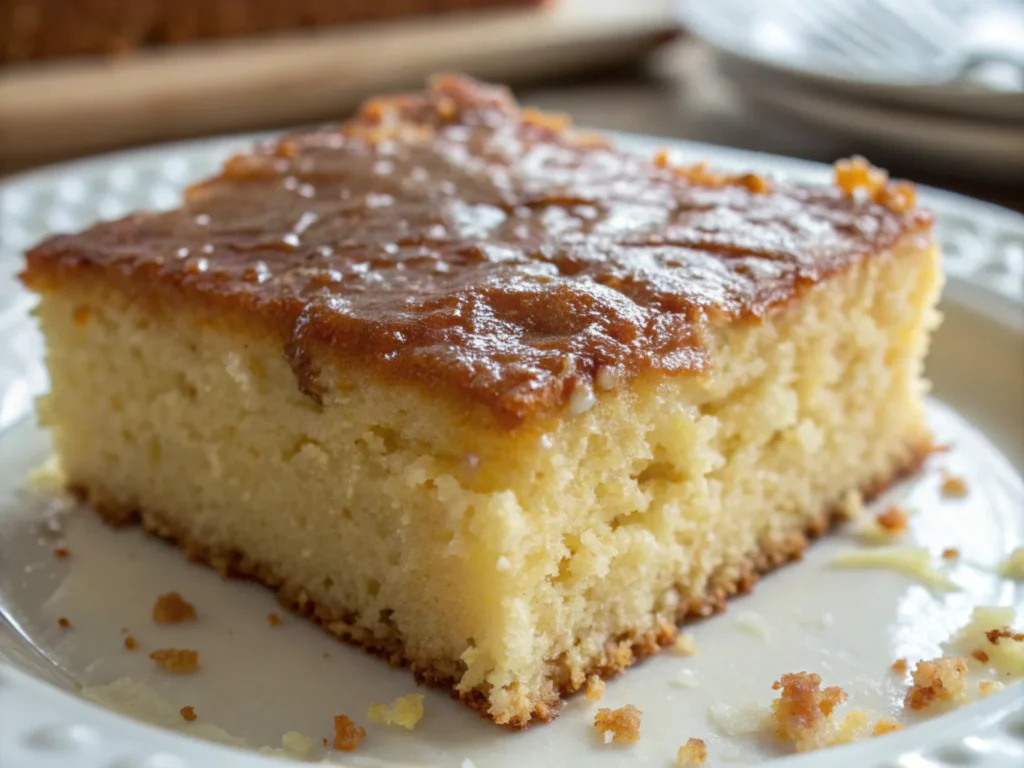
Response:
[[676, 0, 1024, 121], [1, 134, 1023, 768]]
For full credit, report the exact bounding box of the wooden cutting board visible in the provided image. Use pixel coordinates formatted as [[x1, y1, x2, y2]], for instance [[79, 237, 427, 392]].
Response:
[[0, 0, 678, 171]]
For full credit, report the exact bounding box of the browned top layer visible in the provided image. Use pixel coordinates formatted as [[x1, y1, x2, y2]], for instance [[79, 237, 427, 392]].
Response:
[[22, 75, 931, 427]]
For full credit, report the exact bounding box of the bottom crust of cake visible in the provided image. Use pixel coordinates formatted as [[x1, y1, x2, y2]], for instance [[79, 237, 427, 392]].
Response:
[[70, 442, 930, 728]]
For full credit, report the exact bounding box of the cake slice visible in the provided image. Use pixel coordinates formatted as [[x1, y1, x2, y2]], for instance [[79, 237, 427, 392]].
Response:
[[21, 75, 942, 728]]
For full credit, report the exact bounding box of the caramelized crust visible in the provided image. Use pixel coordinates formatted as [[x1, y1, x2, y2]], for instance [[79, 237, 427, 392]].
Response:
[[21, 75, 931, 428]]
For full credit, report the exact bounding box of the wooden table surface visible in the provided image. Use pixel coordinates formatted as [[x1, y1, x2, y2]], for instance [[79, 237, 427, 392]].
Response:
[[4, 40, 1022, 214]]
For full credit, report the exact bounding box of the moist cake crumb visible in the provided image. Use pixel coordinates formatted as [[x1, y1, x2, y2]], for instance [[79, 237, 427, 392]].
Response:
[[872, 718, 903, 736], [267, 612, 282, 627], [905, 657, 968, 710], [366, 694, 424, 730], [332, 715, 365, 751], [676, 737, 708, 766], [940, 471, 969, 498], [152, 592, 196, 624], [180, 705, 197, 722], [594, 705, 641, 744], [672, 632, 698, 656], [53, 546, 70, 559], [149, 648, 199, 673], [57, 617, 70, 628], [876, 506, 909, 532], [124, 636, 137, 650], [584, 675, 605, 701], [769, 672, 847, 751], [979, 681, 1004, 697], [891, 658, 908, 674]]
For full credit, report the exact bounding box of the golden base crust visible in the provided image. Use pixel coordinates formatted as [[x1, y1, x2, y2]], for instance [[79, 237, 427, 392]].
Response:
[[70, 442, 930, 729]]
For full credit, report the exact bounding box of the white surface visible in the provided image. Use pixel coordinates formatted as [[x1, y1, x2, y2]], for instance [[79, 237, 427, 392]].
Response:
[[1, 133, 1023, 767]]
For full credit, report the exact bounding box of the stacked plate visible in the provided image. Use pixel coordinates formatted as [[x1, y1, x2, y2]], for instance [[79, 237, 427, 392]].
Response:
[[677, 0, 1024, 181]]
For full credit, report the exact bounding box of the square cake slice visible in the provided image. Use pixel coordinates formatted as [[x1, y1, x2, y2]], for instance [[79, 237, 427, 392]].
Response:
[[21, 75, 942, 727]]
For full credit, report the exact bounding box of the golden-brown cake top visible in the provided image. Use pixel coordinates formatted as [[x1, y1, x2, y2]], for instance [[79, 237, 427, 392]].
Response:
[[22, 75, 931, 427]]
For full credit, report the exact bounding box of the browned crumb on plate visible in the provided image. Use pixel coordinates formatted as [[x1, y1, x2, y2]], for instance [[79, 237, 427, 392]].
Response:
[[53, 547, 70, 559], [153, 592, 197, 624], [585, 675, 605, 702], [872, 718, 903, 736], [321, 737, 328, 747], [940, 471, 969, 498], [57, 617, 70, 628], [942, 548, 960, 560], [676, 737, 708, 766], [769, 672, 847, 749], [891, 658, 908, 674], [124, 636, 137, 651], [905, 657, 968, 710], [332, 715, 365, 752], [267, 612, 282, 627], [979, 681, 1005, 697], [876, 507, 909, 532], [594, 705, 641, 744], [150, 648, 199, 673], [972, 649, 990, 663], [180, 705, 197, 722]]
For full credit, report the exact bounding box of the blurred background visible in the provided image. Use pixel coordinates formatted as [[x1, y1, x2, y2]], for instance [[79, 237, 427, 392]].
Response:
[[0, 0, 1021, 208]]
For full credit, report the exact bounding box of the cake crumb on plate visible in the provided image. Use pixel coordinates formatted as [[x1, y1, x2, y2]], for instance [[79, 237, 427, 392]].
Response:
[[676, 737, 707, 765], [940, 471, 969, 498], [53, 546, 70, 559], [979, 681, 1005, 697], [57, 617, 70, 628], [149, 648, 199, 674], [891, 658, 908, 674], [124, 636, 137, 651], [872, 718, 903, 736], [267, 612, 282, 627], [152, 592, 196, 624], [332, 715, 365, 751], [905, 657, 968, 710], [769, 672, 847, 752], [367, 694, 424, 730], [672, 632, 698, 656], [830, 547, 957, 590], [180, 705, 197, 722], [998, 547, 1024, 579], [594, 705, 641, 744]]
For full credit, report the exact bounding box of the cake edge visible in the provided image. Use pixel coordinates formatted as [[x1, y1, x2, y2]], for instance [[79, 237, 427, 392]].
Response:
[[65, 440, 933, 729]]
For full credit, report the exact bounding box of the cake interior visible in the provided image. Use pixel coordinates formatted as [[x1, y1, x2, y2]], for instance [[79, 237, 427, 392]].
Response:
[[32, 235, 940, 726]]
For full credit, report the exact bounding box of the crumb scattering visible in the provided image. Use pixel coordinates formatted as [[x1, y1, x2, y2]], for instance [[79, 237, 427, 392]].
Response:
[[332, 715, 365, 751], [180, 705, 197, 722], [951, 606, 1024, 677], [149, 648, 199, 674], [942, 548, 960, 560], [585, 675, 605, 701], [57, 617, 70, 628], [891, 658, 908, 674], [940, 471, 968, 498], [979, 681, 1004, 697], [676, 737, 708, 766], [124, 636, 137, 651], [267, 612, 282, 627], [971, 649, 990, 663], [769, 672, 847, 752], [876, 506, 909, 532], [872, 718, 903, 736], [905, 657, 968, 710], [672, 632, 698, 656], [366, 694, 424, 730], [152, 592, 197, 624], [594, 704, 641, 744], [53, 547, 70, 559]]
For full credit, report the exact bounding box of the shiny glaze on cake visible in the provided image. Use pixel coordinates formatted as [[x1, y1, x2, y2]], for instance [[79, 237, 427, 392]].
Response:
[[22, 75, 931, 426]]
